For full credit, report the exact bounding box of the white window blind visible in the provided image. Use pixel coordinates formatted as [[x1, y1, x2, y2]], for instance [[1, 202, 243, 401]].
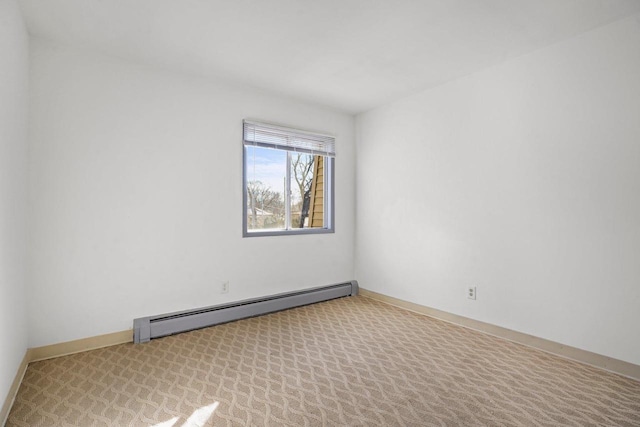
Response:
[[243, 120, 335, 157]]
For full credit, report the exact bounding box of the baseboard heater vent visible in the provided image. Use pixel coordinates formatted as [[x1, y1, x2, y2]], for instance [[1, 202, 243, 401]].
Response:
[[133, 281, 359, 344]]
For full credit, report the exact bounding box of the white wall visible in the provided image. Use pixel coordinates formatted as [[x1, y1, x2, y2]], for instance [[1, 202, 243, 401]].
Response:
[[356, 16, 640, 365], [28, 40, 355, 347], [0, 0, 29, 407]]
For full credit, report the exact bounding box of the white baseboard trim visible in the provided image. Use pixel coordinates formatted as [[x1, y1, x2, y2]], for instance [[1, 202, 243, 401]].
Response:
[[1, 330, 132, 424], [1, 350, 29, 426], [359, 288, 640, 381]]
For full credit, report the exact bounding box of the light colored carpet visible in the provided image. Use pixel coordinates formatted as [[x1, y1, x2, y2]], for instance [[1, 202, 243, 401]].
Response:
[[6, 296, 640, 426]]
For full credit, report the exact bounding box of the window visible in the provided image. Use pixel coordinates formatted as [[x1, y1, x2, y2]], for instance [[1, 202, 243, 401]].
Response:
[[243, 120, 335, 236]]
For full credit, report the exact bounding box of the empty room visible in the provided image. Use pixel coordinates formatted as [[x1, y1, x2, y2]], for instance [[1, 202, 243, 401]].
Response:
[[2, 0, 640, 425]]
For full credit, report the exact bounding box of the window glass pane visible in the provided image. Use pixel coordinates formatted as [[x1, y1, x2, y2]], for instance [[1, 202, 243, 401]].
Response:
[[290, 154, 324, 229], [246, 146, 286, 231]]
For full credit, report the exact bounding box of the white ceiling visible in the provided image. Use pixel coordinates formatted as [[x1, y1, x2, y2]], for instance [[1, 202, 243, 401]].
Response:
[[18, 0, 640, 114]]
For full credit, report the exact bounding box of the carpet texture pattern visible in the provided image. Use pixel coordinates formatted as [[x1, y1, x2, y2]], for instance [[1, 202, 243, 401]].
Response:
[[6, 296, 640, 426]]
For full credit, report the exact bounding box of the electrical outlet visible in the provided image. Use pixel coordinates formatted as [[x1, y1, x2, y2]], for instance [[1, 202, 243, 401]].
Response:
[[221, 281, 229, 294], [467, 286, 476, 300]]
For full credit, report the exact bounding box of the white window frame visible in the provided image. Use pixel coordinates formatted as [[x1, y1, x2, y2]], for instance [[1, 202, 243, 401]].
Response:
[[242, 120, 335, 237]]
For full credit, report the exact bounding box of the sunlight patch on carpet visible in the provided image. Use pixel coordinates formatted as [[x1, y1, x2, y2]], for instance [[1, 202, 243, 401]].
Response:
[[182, 402, 219, 427]]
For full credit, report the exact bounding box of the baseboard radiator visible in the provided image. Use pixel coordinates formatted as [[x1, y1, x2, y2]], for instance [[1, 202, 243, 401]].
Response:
[[133, 281, 359, 344]]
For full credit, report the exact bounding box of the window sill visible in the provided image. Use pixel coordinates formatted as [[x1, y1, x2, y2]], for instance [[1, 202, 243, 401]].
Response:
[[243, 228, 334, 237]]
